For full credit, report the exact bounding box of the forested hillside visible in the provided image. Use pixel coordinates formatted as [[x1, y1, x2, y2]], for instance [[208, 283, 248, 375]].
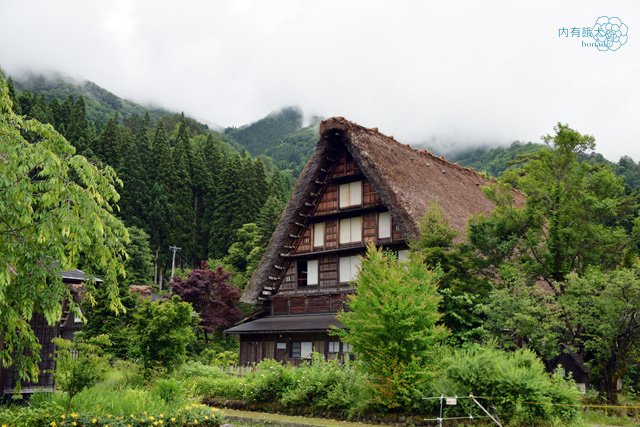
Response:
[[443, 141, 640, 190], [5, 75, 293, 288], [225, 107, 320, 175]]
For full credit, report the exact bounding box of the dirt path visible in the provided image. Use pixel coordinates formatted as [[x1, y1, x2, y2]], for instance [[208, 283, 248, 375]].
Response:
[[218, 408, 391, 427]]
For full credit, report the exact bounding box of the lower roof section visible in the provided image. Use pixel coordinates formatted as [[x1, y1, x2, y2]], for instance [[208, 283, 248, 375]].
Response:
[[225, 313, 344, 335]]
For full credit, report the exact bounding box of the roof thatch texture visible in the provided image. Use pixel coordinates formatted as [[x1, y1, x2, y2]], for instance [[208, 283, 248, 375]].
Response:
[[241, 117, 522, 304]]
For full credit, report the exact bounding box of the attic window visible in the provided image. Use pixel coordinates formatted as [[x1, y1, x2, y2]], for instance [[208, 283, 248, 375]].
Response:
[[339, 181, 362, 208]]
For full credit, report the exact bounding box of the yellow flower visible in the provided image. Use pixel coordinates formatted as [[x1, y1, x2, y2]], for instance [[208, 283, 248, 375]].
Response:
[[71, 413, 78, 418], [72, 422, 77, 426], [159, 413, 164, 418], [204, 416, 209, 420], [194, 421, 199, 425], [60, 414, 66, 419], [153, 422, 158, 426], [149, 416, 155, 421], [50, 422, 57, 427], [92, 419, 97, 424], [159, 421, 164, 425], [171, 418, 176, 422]]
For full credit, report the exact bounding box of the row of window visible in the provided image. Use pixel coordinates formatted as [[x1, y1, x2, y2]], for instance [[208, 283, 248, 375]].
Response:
[[284, 341, 353, 359], [312, 211, 393, 247], [296, 250, 409, 286]]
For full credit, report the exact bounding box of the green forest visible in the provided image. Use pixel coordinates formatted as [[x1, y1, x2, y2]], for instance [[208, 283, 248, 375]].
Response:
[[4, 72, 640, 427]]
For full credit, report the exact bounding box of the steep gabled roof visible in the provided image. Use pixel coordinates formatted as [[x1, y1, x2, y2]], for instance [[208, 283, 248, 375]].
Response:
[[242, 117, 520, 304]]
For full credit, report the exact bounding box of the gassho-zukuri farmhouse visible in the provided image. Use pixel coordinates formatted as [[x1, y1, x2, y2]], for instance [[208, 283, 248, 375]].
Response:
[[225, 116, 518, 365]]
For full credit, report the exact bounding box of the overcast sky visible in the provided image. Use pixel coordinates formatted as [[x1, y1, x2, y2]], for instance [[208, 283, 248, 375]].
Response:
[[1, 0, 638, 161]]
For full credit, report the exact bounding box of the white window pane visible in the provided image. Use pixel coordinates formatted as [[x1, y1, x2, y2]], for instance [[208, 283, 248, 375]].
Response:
[[378, 212, 391, 239], [339, 218, 351, 244], [398, 250, 410, 262], [349, 181, 362, 206], [313, 222, 325, 247], [339, 183, 350, 208], [307, 260, 319, 285], [301, 342, 313, 358], [276, 342, 287, 350], [351, 256, 362, 279], [350, 217, 362, 242], [339, 256, 351, 282]]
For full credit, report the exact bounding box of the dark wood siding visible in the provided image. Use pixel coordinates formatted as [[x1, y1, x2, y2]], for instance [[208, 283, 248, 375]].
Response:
[[333, 152, 360, 178], [239, 333, 354, 365], [363, 212, 377, 244], [325, 220, 338, 249], [295, 227, 312, 254], [269, 292, 349, 316], [319, 256, 338, 288], [363, 181, 381, 206], [316, 184, 338, 214]]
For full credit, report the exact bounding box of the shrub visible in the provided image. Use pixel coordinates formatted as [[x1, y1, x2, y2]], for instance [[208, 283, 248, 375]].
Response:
[[278, 354, 373, 417], [195, 376, 246, 400], [443, 345, 581, 425], [244, 358, 293, 402], [176, 361, 225, 380], [0, 398, 64, 427], [42, 403, 223, 427], [134, 296, 197, 372], [52, 335, 110, 414]]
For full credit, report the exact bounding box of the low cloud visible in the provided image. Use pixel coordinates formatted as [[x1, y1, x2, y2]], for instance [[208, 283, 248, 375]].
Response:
[[1, 0, 638, 160]]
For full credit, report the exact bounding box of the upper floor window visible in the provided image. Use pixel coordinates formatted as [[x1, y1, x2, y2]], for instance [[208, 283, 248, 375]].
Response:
[[339, 181, 362, 208], [297, 260, 319, 286], [378, 211, 391, 239], [313, 222, 325, 247], [339, 216, 362, 244]]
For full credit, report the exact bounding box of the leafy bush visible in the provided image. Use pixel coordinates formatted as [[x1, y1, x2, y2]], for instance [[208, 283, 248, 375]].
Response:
[[195, 376, 246, 400], [280, 354, 372, 416], [443, 345, 581, 425], [176, 361, 225, 380], [0, 398, 64, 427], [134, 296, 197, 372], [244, 358, 293, 402], [13, 403, 224, 427], [52, 335, 110, 413]]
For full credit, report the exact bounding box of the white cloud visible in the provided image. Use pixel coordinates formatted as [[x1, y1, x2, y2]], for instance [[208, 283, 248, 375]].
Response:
[[1, 0, 638, 161]]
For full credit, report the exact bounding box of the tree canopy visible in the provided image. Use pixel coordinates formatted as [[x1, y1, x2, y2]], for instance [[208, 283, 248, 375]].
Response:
[[0, 75, 128, 386]]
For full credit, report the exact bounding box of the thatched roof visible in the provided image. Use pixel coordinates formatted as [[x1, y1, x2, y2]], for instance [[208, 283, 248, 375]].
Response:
[[242, 117, 521, 304]]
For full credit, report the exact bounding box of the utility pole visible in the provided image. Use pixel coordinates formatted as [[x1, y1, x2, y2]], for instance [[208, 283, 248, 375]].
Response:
[[169, 245, 181, 286]]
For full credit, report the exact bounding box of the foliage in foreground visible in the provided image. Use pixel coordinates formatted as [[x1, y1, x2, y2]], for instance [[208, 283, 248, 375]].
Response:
[[133, 296, 197, 372], [334, 245, 448, 409], [443, 345, 581, 426], [52, 336, 110, 413], [0, 74, 128, 388], [0, 402, 223, 427]]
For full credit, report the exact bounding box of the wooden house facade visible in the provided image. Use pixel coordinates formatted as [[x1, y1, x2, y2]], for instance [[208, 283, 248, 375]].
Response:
[[226, 117, 508, 365], [0, 270, 95, 397]]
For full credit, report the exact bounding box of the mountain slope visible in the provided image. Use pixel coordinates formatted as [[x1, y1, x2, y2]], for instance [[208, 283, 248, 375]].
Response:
[[12, 72, 170, 126]]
